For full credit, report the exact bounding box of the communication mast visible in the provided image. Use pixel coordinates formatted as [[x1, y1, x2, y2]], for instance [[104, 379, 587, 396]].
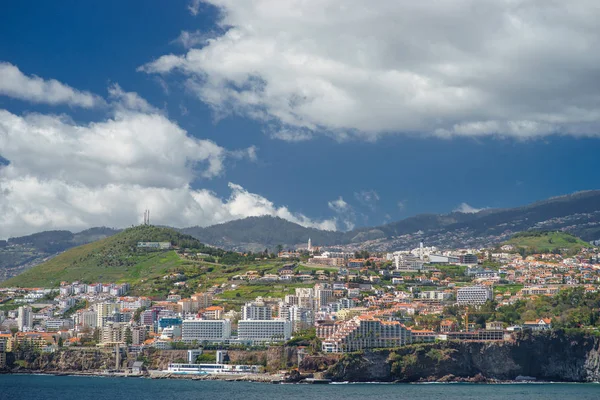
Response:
[[143, 209, 151, 225]]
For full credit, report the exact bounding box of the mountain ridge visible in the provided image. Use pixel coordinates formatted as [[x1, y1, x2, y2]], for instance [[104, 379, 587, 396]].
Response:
[[1, 190, 600, 282]]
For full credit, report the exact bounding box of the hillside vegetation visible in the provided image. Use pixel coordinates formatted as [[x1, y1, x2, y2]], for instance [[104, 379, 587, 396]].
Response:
[[0, 226, 218, 288], [505, 231, 590, 255]]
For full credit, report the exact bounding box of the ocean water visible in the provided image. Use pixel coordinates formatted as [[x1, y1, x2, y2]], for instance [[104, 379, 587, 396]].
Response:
[[0, 375, 599, 400]]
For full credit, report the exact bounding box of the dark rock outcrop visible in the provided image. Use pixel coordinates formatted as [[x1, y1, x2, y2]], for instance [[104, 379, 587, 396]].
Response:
[[305, 330, 600, 382]]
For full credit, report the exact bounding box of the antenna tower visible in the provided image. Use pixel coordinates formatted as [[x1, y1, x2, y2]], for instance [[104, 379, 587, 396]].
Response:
[[143, 209, 151, 225]]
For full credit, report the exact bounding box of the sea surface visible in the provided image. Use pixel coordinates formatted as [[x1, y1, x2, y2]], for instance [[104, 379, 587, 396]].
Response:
[[0, 375, 599, 400]]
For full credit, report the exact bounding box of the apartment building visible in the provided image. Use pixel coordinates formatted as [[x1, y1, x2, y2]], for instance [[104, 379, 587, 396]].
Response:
[[322, 315, 412, 353], [95, 302, 119, 328], [237, 320, 292, 342], [74, 310, 98, 328], [419, 291, 453, 301], [181, 319, 232, 343], [17, 306, 33, 331], [242, 300, 273, 320], [456, 286, 493, 305]]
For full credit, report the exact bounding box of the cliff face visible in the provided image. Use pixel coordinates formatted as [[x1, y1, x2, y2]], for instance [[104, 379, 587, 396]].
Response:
[[4, 347, 299, 374], [303, 331, 600, 382]]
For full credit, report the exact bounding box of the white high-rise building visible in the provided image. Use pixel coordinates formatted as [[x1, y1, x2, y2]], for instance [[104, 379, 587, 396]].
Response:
[[457, 286, 493, 305], [316, 285, 333, 307], [237, 320, 292, 342], [242, 300, 272, 320], [289, 306, 313, 332], [17, 306, 33, 331], [95, 302, 119, 328], [296, 288, 316, 310], [181, 319, 232, 343]]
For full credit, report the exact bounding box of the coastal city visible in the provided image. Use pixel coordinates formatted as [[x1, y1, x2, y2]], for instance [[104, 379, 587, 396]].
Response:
[[1, 234, 599, 379]]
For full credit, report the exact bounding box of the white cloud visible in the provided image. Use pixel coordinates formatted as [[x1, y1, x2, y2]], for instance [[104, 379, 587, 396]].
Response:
[[454, 203, 485, 214], [397, 201, 405, 210], [269, 128, 313, 142], [0, 179, 338, 238], [0, 62, 103, 108], [108, 83, 161, 114], [0, 106, 336, 238], [142, 0, 600, 140], [328, 197, 349, 213], [327, 196, 355, 231], [0, 68, 339, 238], [354, 190, 380, 210], [187, 0, 202, 16], [174, 30, 210, 49]]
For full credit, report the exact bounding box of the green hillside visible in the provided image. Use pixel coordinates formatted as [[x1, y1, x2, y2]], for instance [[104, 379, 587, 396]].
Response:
[[505, 231, 590, 255], [0, 226, 220, 288]]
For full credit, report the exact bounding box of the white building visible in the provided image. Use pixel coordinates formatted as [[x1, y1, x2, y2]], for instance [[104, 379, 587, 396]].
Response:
[[315, 285, 333, 307], [95, 302, 119, 328], [289, 306, 313, 332], [457, 286, 493, 305], [419, 291, 453, 301], [75, 310, 98, 328], [45, 319, 73, 331], [17, 306, 33, 331], [242, 300, 272, 320], [322, 315, 412, 353], [181, 319, 232, 343], [394, 254, 425, 271], [237, 320, 292, 342]]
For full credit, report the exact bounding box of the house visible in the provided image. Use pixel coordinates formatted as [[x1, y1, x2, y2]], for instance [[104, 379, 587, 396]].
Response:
[[131, 361, 144, 375], [523, 318, 552, 331], [440, 320, 457, 333]]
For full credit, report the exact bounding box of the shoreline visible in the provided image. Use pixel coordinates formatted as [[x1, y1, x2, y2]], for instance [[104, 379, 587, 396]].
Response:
[[2, 370, 597, 384]]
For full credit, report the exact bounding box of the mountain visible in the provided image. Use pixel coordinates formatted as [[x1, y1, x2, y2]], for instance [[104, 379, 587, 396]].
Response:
[[0, 227, 120, 283], [0, 225, 218, 288], [181, 216, 348, 252], [1, 190, 600, 283], [184, 190, 600, 251]]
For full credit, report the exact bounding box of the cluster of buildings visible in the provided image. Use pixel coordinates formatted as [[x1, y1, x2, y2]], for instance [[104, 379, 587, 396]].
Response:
[[1, 241, 599, 361]]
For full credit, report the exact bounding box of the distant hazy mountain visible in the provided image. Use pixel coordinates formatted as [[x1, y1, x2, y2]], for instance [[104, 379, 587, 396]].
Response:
[[1, 190, 599, 282], [183, 190, 600, 251]]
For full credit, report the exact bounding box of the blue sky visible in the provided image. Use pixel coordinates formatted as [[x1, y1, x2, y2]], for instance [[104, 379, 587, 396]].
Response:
[[1, 0, 600, 238]]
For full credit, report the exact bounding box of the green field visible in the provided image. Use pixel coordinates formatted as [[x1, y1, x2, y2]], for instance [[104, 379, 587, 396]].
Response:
[[0, 226, 314, 302], [0, 226, 213, 288], [505, 231, 589, 255]]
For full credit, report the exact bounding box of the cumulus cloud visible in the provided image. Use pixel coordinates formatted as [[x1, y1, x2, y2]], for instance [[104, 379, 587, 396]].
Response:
[[328, 197, 349, 213], [0, 67, 338, 238], [454, 203, 485, 214], [0, 107, 335, 237], [0, 179, 338, 238], [141, 0, 600, 140], [327, 196, 355, 231], [0, 62, 103, 108]]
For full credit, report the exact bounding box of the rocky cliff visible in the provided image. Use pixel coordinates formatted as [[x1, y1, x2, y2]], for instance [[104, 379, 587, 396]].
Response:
[[301, 330, 600, 382], [2, 346, 299, 374], [5, 331, 600, 382]]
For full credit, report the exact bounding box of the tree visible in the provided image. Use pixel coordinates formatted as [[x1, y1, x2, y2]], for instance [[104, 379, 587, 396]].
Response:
[[124, 327, 133, 345], [92, 327, 100, 343], [58, 336, 64, 348], [276, 244, 283, 255]]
